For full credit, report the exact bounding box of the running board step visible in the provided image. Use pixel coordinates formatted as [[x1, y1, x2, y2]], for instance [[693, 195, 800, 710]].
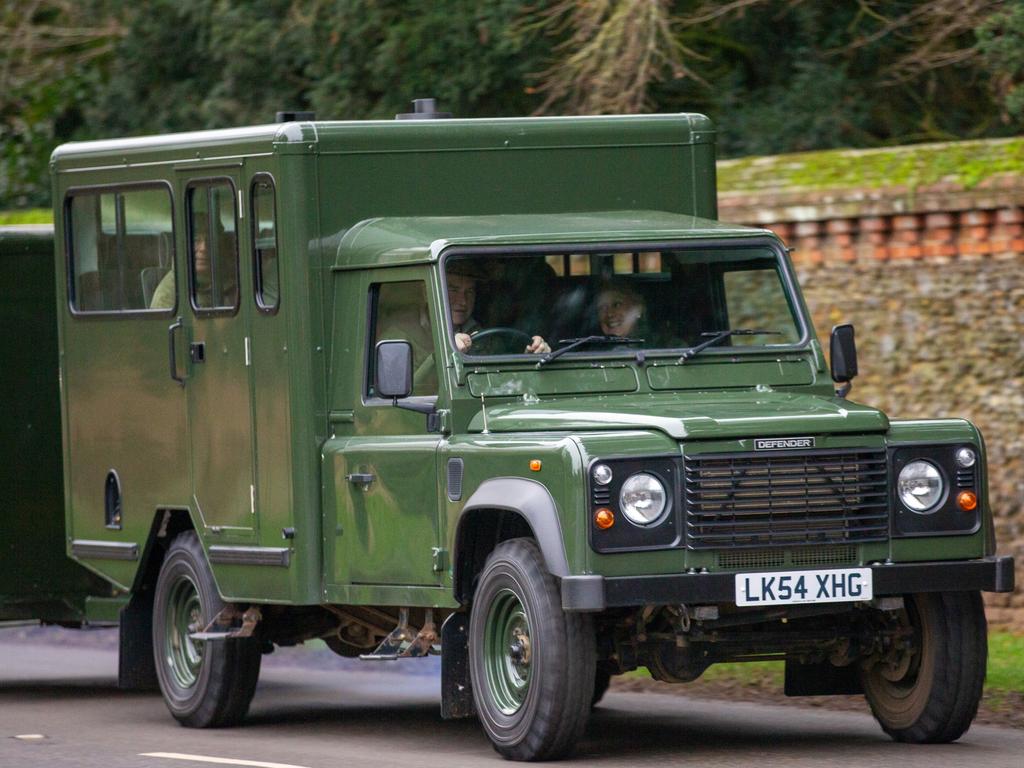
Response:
[[360, 608, 440, 660]]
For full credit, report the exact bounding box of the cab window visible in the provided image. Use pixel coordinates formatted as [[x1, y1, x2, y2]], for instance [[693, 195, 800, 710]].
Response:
[[367, 281, 436, 398]]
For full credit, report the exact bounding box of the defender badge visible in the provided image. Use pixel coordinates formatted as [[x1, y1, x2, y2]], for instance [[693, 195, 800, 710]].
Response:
[[754, 437, 815, 450]]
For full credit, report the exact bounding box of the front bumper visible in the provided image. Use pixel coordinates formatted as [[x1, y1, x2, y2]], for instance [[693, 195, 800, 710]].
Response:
[[561, 555, 1015, 612]]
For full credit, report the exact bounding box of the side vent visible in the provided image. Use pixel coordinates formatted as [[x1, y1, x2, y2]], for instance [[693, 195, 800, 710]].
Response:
[[447, 458, 465, 502], [105, 470, 123, 529]]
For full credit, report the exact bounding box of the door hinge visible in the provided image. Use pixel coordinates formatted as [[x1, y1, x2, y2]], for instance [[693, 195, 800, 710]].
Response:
[[250, 484, 256, 515], [244, 336, 251, 366], [432, 547, 448, 573]]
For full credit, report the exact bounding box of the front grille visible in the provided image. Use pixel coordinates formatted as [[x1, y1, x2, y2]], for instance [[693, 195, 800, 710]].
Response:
[[716, 545, 857, 571], [685, 449, 889, 550]]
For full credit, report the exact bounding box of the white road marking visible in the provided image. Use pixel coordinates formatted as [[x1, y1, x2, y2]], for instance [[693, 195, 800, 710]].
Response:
[[141, 753, 311, 768], [14, 734, 45, 740]]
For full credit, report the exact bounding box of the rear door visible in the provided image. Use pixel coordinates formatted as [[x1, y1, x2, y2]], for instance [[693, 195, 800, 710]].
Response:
[[182, 175, 258, 536], [59, 182, 188, 586]]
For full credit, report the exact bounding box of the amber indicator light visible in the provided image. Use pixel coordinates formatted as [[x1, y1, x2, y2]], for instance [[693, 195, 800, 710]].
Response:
[[594, 507, 615, 530], [529, 459, 542, 472], [957, 491, 978, 512]]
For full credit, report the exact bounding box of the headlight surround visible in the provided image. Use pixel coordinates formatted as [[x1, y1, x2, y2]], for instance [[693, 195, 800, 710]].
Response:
[[897, 460, 945, 513], [619, 472, 669, 527]]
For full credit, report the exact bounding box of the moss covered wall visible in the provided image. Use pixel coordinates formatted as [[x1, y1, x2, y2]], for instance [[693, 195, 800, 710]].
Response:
[[719, 138, 1024, 628]]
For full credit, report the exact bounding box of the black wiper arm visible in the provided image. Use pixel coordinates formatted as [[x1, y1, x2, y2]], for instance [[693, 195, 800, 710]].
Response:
[[538, 335, 644, 366], [678, 328, 780, 363]]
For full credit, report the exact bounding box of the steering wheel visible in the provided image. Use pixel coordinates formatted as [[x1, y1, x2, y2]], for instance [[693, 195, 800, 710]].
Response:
[[469, 327, 534, 352]]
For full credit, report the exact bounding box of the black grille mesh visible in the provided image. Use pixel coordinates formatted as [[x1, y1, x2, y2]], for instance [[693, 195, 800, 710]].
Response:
[[685, 449, 889, 549]]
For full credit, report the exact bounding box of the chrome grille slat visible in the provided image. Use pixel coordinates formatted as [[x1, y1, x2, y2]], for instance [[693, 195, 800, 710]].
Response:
[[685, 448, 889, 550]]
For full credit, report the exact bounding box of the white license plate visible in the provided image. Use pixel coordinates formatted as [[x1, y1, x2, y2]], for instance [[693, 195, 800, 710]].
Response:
[[734, 568, 872, 607]]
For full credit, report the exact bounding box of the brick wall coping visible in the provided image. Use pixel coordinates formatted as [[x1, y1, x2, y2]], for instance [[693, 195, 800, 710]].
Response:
[[718, 136, 1024, 224]]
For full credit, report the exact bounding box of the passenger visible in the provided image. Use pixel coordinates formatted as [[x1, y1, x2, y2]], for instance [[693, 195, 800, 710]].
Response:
[[149, 213, 234, 310], [149, 257, 177, 310], [596, 280, 646, 338]]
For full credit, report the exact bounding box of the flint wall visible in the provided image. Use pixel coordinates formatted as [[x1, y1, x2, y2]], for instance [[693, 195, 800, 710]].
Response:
[[718, 137, 1024, 628]]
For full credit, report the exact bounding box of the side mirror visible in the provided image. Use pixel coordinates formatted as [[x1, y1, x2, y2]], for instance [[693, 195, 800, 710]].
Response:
[[830, 324, 858, 397], [375, 340, 413, 400]]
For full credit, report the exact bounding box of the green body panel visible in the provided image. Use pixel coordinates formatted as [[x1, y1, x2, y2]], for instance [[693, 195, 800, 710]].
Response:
[[41, 113, 996, 614], [0, 226, 113, 622], [464, 390, 888, 440]]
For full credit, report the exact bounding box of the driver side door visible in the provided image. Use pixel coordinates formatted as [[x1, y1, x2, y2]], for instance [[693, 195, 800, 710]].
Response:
[[333, 271, 445, 586]]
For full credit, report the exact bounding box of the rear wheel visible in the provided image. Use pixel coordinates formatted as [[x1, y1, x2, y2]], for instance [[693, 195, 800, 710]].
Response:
[[861, 591, 986, 743], [152, 531, 261, 728], [469, 538, 595, 761]]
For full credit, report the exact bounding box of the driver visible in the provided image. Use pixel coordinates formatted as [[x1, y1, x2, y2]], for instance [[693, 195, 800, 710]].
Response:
[[448, 266, 550, 354]]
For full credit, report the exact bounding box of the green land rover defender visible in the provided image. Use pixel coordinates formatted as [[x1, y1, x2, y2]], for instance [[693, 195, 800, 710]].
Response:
[[2, 106, 1012, 760]]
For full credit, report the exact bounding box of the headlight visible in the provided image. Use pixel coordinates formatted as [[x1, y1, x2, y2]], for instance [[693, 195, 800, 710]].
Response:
[[619, 472, 668, 526], [898, 460, 945, 513]]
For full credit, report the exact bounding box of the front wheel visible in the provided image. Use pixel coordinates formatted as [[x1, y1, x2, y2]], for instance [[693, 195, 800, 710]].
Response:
[[861, 591, 986, 743], [152, 531, 262, 728], [469, 538, 595, 761]]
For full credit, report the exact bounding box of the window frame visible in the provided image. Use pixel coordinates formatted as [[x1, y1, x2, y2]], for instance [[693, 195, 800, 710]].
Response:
[[249, 173, 281, 315], [63, 181, 177, 318], [185, 177, 241, 318], [362, 278, 440, 406]]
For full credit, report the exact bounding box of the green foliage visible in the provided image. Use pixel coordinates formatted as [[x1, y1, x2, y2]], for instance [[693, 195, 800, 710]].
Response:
[[978, 3, 1024, 121], [0, 0, 1018, 209]]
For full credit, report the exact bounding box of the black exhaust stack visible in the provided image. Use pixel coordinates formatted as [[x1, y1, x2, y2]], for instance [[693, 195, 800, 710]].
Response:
[[396, 98, 452, 120], [275, 111, 316, 122]]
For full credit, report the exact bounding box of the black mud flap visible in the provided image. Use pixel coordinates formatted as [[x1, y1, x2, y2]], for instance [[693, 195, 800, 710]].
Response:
[[440, 611, 475, 719], [118, 589, 159, 691], [784, 658, 863, 697]]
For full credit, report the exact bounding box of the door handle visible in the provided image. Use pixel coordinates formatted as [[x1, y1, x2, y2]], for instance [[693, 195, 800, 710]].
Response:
[[346, 473, 375, 486], [167, 318, 185, 386]]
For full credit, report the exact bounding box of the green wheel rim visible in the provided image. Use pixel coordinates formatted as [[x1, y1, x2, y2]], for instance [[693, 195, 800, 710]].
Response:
[[484, 587, 533, 716], [165, 575, 205, 689]]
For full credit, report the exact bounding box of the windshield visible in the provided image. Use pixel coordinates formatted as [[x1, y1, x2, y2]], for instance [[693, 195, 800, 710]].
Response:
[[442, 244, 804, 358]]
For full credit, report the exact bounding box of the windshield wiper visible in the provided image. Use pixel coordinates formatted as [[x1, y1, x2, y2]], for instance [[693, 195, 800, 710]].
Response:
[[678, 329, 780, 363], [538, 335, 644, 366]]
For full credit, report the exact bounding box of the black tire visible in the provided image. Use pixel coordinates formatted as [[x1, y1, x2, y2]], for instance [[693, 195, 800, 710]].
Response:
[[152, 531, 262, 728], [861, 591, 987, 743], [469, 538, 596, 761], [591, 667, 612, 708]]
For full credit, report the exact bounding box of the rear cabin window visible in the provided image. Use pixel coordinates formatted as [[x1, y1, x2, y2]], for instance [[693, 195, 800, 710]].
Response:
[[187, 181, 239, 312], [251, 177, 280, 312], [368, 281, 436, 398], [66, 186, 174, 313]]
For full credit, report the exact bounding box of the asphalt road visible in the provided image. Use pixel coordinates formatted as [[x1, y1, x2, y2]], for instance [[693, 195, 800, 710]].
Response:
[[2, 633, 1022, 768]]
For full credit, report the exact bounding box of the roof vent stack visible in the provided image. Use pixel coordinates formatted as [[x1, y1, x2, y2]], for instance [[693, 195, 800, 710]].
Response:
[[396, 98, 452, 120], [275, 111, 316, 123]]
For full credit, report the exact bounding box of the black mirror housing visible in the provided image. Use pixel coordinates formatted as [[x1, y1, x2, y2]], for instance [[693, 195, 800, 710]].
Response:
[[375, 340, 413, 399], [830, 324, 858, 383]]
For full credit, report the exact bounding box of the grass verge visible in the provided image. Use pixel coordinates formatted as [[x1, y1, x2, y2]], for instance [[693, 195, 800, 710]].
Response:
[[0, 209, 52, 225], [616, 631, 1023, 728]]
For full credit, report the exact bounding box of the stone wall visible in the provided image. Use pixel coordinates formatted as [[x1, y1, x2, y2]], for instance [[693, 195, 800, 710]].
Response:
[[718, 138, 1024, 628]]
